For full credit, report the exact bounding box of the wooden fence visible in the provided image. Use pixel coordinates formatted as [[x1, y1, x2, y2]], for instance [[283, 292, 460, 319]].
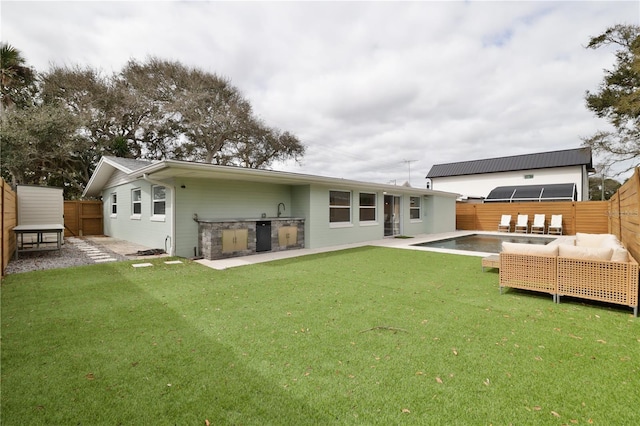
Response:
[[1, 179, 17, 276], [456, 201, 609, 235], [608, 168, 640, 262], [456, 167, 640, 262], [64, 200, 103, 237]]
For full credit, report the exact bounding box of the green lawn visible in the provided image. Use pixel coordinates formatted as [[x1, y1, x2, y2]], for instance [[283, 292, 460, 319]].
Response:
[[1, 247, 638, 425]]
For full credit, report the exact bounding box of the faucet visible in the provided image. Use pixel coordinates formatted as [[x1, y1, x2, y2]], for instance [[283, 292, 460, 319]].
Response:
[[277, 202, 285, 217]]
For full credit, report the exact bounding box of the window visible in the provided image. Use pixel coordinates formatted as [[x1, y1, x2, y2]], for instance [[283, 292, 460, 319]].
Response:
[[131, 188, 141, 218], [329, 190, 351, 223], [359, 192, 376, 222], [410, 196, 421, 220], [152, 185, 166, 217], [110, 192, 117, 217]]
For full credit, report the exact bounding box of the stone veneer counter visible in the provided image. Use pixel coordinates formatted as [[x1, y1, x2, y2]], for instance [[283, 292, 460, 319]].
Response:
[[197, 218, 305, 260]]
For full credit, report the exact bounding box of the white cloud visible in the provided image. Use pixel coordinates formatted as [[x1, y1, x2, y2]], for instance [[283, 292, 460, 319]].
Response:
[[2, 0, 638, 185]]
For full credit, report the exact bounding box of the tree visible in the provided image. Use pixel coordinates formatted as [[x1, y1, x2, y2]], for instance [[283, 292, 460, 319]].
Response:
[[583, 24, 640, 175], [2, 54, 305, 198], [0, 42, 36, 112], [122, 58, 305, 168], [0, 103, 85, 197], [589, 176, 621, 200], [42, 58, 305, 169]]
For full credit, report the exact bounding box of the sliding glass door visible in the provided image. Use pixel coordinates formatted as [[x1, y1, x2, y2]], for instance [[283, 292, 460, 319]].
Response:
[[384, 195, 401, 236]]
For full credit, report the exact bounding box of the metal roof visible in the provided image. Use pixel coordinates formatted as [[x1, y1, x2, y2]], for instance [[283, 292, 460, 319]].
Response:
[[484, 183, 577, 203], [426, 147, 593, 178]]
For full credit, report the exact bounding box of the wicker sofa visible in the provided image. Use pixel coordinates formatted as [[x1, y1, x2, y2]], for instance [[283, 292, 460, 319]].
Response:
[[499, 233, 639, 316]]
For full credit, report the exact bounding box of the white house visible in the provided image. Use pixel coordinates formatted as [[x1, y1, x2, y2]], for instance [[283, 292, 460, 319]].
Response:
[[425, 147, 594, 202], [83, 156, 459, 258]]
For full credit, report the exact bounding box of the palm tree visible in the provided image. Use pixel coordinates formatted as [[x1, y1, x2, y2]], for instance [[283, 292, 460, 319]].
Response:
[[1, 42, 35, 111]]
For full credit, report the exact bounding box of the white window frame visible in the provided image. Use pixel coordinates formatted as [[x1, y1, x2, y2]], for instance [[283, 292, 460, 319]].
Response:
[[131, 188, 142, 220], [110, 192, 117, 218], [410, 196, 422, 222], [329, 190, 352, 227], [359, 192, 377, 225], [151, 185, 166, 222]]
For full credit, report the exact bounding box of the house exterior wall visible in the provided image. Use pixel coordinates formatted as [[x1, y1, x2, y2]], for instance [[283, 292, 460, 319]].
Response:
[[424, 195, 457, 233], [430, 166, 587, 201], [173, 177, 293, 258], [304, 186, 454, 249], [102, 180, 172, 252], [305, 184, 386, 248], [291, 185, 312, 248], [104, 169, 131, 189], [100, 173, 457, 258]]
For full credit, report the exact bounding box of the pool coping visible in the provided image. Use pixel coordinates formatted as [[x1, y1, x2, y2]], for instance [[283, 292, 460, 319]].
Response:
[[402, 231, 571, 258]]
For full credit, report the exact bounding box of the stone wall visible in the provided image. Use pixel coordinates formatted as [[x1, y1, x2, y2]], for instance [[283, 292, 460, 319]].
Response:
[[198, 218, 304, 260]]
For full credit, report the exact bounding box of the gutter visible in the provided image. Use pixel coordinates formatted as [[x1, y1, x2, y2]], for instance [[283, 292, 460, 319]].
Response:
[[142, 173, 176, 256]]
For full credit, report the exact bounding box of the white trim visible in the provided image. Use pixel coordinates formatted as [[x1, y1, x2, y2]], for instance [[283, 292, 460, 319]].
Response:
[[329, 222, 354, 229], [359, 222, 379, 227], [358, 191, 377, 224], [142, 174, 175, 256], [329, 189, 352, 225], [131, 187, 142, 217], [409, 196, 422, 221], [151, 185, 166, 216]]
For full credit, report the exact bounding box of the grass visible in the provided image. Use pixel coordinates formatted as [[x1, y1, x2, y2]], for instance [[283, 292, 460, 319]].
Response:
[[1, 247, 639, 425]]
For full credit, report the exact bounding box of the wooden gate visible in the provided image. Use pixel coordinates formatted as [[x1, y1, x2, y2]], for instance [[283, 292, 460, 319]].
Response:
[[64, 201, 103, 237]]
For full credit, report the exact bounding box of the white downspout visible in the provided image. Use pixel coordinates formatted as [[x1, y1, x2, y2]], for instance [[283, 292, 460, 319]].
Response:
[[142, 173, 176, 256]]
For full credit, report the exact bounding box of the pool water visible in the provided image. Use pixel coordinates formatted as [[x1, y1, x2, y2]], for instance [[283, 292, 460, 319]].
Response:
[[412, 233, 555, 254]]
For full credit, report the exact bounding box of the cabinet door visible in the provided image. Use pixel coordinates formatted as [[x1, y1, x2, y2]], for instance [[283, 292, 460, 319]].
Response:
[[234, 228, 248, 251], [222, 229, 236, 253], [278, 226, 297, 247]]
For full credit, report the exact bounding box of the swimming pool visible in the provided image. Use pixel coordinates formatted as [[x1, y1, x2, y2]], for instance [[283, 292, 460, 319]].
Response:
[[412, 233, 556, 254]]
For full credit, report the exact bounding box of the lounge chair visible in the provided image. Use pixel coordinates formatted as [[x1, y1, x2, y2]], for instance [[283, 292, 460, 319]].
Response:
[[514, 214, 528, 233], [530, 214, 546, 234], [548, 214, 562, 235], [498, 215, 511, 232]]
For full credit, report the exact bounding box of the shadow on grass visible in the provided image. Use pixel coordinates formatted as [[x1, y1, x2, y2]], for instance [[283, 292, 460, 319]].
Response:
[[1, 259, 327, 425], [502, 287, 636, 316]]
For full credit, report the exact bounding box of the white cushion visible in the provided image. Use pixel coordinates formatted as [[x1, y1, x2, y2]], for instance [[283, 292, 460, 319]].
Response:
[[575, 233, 618, 248], [558, 244, 613, 261], [610, 247, 629, 263], [502, 242, 558, 256]]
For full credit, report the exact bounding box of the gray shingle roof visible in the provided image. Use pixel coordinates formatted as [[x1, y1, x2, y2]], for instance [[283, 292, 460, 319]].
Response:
[[104, 156, 154, 172], [426, 147, 593, 178]]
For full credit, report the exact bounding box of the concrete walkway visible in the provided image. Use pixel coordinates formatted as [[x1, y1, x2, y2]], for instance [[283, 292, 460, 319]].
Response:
[[195, 230, 570, 270], [83, 236, 171, 260]]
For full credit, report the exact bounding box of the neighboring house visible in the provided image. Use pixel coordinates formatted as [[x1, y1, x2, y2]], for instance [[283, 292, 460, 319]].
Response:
[[425, 147, 594, 202], [83, 156, 458, 258]]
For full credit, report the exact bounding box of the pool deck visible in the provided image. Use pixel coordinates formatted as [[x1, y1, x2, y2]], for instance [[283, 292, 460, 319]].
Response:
[[196, 230, 575, 270]]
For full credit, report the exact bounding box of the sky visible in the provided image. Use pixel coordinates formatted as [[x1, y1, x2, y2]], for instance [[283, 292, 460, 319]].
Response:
[[2, 0, 639, 187]]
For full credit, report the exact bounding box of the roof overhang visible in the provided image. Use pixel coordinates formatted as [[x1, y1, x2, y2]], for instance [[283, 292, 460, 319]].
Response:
[[85, 158, 459, 199], [83, 157, 140, 198]]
